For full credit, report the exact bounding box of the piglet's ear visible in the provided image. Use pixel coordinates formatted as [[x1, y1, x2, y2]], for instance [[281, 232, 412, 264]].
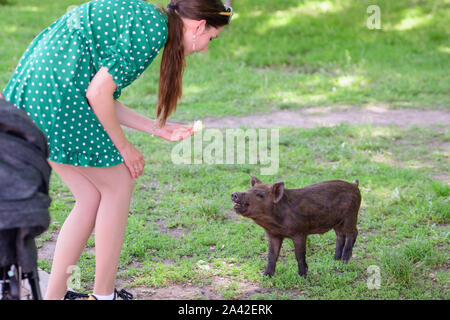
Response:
[[272, 182, 284, 203], [250, 174, 262, 187]]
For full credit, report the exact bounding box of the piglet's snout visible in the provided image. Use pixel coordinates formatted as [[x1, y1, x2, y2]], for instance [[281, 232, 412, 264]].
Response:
[[231, 192, 239, 202]]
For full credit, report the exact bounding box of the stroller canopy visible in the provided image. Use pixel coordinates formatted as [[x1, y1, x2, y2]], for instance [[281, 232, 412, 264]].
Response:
[[0, 98, 51, 272]]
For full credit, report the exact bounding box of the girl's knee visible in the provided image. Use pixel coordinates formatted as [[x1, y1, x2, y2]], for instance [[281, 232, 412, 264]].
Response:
[[109, 164, 136, 195], [74, 189, 101, 211], [49, 160, 102, 205]]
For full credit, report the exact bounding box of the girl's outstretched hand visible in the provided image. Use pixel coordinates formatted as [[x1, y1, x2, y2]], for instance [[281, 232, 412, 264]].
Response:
[[156, 122, 194, 142]]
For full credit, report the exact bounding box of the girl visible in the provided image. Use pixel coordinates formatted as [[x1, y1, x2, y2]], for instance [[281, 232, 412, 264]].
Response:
[[3, 0, 232, 300]]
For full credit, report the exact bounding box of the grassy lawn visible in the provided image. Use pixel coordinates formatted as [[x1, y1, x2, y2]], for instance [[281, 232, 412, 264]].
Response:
[[42, 124, 449, 299], [1, 0, 448, 299], [1, 0, 449, 118]]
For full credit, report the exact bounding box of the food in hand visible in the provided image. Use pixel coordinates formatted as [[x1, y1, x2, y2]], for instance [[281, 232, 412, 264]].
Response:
[[192, 120, 205, 133]]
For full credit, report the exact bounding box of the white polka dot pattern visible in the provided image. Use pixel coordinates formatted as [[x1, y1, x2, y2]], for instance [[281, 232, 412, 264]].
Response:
[[3, 0, 168, 167]]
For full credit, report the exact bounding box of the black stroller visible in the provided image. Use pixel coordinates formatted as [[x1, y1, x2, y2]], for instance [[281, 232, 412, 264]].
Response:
[[0, 93, 52, 300]]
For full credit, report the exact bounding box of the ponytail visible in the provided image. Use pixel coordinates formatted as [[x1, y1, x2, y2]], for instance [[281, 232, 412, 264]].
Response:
[[156, 7, 185, 127], [155, 1, 230, 127]]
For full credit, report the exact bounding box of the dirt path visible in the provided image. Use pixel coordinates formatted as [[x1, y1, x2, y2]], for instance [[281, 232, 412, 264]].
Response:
[[202, 105, 450, 128]]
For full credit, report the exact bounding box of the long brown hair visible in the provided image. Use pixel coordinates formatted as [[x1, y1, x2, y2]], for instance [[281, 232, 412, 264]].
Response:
[[156, 0, 230, 127]]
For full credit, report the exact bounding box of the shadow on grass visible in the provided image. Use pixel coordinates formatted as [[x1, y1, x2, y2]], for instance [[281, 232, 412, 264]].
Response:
[[221, 0, 450, 107], [1, 0, 449, 116]]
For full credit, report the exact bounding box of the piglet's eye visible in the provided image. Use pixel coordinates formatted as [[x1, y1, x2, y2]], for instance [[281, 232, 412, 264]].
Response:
[[256, 193, 264, 199]]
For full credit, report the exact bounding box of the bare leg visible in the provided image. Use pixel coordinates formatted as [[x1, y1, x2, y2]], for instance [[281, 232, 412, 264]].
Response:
[[44, 161, 101, 300], [76, 163, 135, 295]]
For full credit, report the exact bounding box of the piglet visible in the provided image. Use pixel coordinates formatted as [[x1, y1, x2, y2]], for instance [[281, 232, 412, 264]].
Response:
[[231, 175, 361, 277]]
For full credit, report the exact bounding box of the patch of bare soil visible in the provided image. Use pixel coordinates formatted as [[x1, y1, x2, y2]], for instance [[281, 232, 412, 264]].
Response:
[[37, 235, 57, 263], [128, 284, 223, 300], [116, 276, 270, 300], [155, 219, 190, 238], [202, 105, 450, 128]]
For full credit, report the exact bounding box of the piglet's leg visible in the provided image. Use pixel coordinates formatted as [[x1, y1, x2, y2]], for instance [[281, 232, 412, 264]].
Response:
[[264, 234, 283, 277], [342, 230, 358, 263], [334, 230, 346, 260], [292, 235, 308, 277]]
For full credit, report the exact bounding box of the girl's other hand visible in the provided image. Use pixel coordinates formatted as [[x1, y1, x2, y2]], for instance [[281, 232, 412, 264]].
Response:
[[117, 140, 145, 179]]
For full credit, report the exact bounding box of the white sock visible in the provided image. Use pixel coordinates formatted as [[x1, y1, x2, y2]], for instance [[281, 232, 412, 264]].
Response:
[[92, 292, 115, 300]]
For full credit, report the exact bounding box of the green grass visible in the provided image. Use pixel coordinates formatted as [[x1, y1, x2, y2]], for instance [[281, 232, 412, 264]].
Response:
[[41, 124, 449, 299], [1, 0, 449, 120], [1, 0, 448, 299]]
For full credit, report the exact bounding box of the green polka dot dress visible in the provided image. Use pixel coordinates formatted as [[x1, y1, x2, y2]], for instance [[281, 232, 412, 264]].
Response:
[[3, 0, 167, 167]]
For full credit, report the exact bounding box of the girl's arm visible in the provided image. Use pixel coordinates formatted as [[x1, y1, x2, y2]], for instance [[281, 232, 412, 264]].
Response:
[[113, 99, 160, 136], [86, 67, 144, 178], [114, 98, 194, 142], [88, 67, 192, 144]]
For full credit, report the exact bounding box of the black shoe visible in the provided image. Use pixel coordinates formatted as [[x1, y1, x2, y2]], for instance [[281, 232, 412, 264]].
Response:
[[63, 288, 133, 300], [113, 288, 133, 300], [63, 290, 90, 300]]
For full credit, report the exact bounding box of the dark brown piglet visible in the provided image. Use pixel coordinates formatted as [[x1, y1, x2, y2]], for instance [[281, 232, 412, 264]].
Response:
[[231, 175, 361, 277]]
